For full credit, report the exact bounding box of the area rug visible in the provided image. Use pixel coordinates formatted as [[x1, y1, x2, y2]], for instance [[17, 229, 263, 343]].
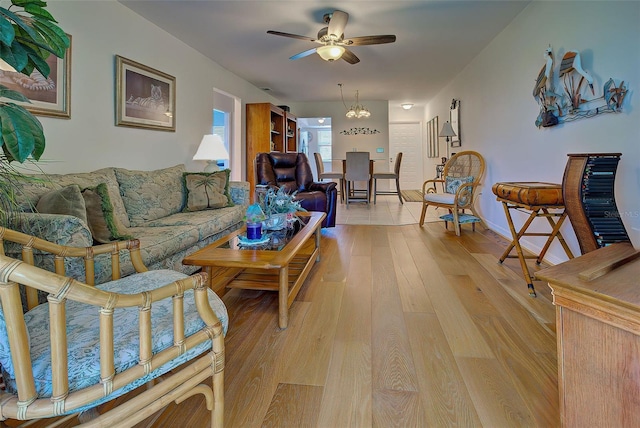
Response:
[[400, 190, 424, 202]]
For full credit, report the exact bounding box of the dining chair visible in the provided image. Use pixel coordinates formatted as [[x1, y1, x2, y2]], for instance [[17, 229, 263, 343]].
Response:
[[373, 152, 403, 204], [345, 151, 371, 208], [419, 150, 486, 236], [314, 152, 344, 203]]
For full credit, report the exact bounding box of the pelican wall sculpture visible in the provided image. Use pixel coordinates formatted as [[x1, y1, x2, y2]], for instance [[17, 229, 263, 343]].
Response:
[[533, 46, 628, 128]]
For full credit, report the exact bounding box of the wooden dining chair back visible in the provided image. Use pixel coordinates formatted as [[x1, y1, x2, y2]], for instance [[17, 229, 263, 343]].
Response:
[[419, 150, 486, 235], [373, 152, 404, 204], [0, 227, 227, 427], [314, 152, 344, 202], [345, 151, 371, 208]]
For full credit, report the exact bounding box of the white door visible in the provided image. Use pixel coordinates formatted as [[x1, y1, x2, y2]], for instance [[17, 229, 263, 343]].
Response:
[[389, 122, 423, 190]]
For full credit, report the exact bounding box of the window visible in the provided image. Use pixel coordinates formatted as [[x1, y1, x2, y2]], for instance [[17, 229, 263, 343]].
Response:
[[317, 129, 332, 160]]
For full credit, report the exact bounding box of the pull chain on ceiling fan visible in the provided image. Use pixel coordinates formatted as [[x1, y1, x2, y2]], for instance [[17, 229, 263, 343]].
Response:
[[267, 10, 396, 64]]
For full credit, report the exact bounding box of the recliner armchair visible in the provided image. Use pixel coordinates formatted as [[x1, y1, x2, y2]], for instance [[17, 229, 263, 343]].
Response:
[[255, 152, 337, 228]]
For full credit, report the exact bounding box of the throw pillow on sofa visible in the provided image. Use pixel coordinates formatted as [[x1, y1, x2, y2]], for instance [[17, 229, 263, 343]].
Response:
[[183, 170, 232, 212], [114, 164, 186, 227], [36, 184, 88, 225], [82, 183, 134, 243]]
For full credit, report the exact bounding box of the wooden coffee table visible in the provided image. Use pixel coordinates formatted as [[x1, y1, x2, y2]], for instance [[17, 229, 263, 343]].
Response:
[[183, 211, 325, 328]]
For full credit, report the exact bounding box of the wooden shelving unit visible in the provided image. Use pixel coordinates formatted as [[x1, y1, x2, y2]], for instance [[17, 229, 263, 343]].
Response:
[[285, 112, 298, 152], [247, 103, 301, 200]]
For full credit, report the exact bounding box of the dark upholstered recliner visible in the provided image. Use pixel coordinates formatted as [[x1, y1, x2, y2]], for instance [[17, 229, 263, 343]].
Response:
[[256, 152, 337, 228]]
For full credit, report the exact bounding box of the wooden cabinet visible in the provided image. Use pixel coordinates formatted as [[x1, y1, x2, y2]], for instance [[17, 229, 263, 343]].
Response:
[[285, 112, 298, 152], [246, 103, 298, 199], [536, 243, 640, 427]]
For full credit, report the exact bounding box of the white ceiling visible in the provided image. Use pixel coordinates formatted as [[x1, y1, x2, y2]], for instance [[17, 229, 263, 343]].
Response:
[[119, 1, 530, 107]]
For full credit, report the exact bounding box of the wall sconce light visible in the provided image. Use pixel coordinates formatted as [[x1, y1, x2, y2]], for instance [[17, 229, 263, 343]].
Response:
[[193, 134, 229, 172], [401, 103, 413, 110], [439, 121, 457, 143]]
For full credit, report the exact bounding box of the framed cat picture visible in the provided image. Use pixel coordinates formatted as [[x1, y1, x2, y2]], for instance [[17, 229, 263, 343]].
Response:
[[115, 55, 176, 131]]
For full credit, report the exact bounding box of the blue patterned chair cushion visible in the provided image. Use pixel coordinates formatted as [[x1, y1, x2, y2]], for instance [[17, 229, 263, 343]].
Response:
[[445, 175, 474, 194], [0, 270, 228, 414]]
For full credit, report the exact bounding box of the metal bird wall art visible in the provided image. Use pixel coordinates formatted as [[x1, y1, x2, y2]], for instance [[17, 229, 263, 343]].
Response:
[[533, 46, 629, 128]]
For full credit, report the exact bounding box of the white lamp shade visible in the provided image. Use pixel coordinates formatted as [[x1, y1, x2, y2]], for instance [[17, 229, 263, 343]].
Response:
[[439, 121, 457, 138], [317, 44, 345, 61], [193, 134, 229, 161], [193, 135, 229, 172]]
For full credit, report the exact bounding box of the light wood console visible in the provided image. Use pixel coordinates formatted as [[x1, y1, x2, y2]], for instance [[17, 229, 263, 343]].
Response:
[[536, 243, 640, 427]]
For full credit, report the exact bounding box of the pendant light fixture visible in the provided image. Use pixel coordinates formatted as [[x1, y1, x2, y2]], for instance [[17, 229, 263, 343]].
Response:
[[339, 83, 371, 119]]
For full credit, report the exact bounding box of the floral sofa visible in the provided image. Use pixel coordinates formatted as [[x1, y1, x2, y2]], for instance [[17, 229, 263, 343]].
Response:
[[6, 164, 249, 285]]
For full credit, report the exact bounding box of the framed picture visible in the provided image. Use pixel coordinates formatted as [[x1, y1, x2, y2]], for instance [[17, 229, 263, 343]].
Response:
[[115, 55, 175, 131], [450, 99, 460, 147], [0, 35, 71, 118], [426, 116, 439, 158]]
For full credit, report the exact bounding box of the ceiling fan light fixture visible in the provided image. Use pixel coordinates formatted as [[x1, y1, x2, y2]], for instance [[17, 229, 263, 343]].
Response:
[[317, 44, 345, 61]]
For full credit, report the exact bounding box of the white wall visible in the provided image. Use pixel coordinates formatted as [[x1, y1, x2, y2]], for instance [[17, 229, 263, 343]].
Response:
[[425, 0, 640, 263], [30, 0, 279, 180]]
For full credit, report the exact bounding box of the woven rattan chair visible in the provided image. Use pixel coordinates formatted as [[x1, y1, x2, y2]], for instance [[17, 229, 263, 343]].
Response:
[[419, 151, 486, 236], [0, 228, 227, 427], [314, 152, 344, 203], [373, 152, 403, 204]]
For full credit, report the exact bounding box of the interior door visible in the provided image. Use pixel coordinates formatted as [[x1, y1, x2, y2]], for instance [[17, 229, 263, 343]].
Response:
[[389, 122, 423, 190]]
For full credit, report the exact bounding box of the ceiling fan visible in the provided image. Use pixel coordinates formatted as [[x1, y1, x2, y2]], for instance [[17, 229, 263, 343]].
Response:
[[267, 10, 396, 64]]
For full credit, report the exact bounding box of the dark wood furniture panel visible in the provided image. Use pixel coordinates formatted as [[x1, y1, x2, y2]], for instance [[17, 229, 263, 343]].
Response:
[[562, 153, 630, 254]]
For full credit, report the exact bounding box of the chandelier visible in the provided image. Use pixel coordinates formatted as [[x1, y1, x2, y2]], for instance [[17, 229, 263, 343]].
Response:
[[339, 84, 371, 119]]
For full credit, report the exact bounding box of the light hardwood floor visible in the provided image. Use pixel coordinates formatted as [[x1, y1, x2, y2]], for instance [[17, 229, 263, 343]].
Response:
[[5, 203, 560, 427], [145, 217, 559, 427]]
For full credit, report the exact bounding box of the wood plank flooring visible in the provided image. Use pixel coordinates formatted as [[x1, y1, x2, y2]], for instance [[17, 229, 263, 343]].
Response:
[[155, 222, 559, 427], [4, 221, 560, 427]]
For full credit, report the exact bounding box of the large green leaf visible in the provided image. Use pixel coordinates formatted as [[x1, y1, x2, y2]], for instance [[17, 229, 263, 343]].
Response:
[[0, 40, 28, 71], [13, 40, 50, 77], [0, 15, 15, 45], [0, 8, 39, 41], [31, 19, 68, 57], [23, 4, 55, 22], [0, 85, 31, 103], [12, 0, 48, 8], [0, 103, 44, 162]]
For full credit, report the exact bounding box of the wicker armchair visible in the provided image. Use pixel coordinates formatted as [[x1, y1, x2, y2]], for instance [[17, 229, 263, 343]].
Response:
[[419, 151, 486, 236], [0, 228, 227, 427]]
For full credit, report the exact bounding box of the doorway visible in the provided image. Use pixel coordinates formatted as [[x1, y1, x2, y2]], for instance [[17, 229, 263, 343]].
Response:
[[298, 117, 334, 180], [212, 88, 242, 181], [389, 122, 424, 190]]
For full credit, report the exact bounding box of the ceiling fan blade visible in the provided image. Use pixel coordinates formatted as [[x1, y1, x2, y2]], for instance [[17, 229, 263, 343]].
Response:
[[290, 48, 317, 61], [343, 35, 397, 46], [341, 48, 360, 65], [328, 10, 349, 38], [267, 30, 317, 42]]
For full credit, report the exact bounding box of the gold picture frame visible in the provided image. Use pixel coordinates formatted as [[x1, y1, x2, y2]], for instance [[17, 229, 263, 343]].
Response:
[[0, 35, 72, 119], [115, 55, 175, 131]]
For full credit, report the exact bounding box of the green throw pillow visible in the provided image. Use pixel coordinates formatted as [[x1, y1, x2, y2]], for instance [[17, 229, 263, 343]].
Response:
[[183, 170, 233, 212], [35, 184, 88, 225], [82, 183, 134, 243]]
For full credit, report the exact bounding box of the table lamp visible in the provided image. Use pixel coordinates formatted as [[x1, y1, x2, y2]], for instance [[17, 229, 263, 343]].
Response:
[[439, 121, 457, 143], [193, 134, 229, 172]]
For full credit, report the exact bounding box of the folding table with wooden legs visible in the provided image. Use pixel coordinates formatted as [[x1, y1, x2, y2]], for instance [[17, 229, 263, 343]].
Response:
[[492, 182, 575, 297]]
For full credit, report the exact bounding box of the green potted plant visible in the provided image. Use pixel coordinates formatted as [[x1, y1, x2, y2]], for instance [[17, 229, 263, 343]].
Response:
[[0, 0, 70, 226]]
